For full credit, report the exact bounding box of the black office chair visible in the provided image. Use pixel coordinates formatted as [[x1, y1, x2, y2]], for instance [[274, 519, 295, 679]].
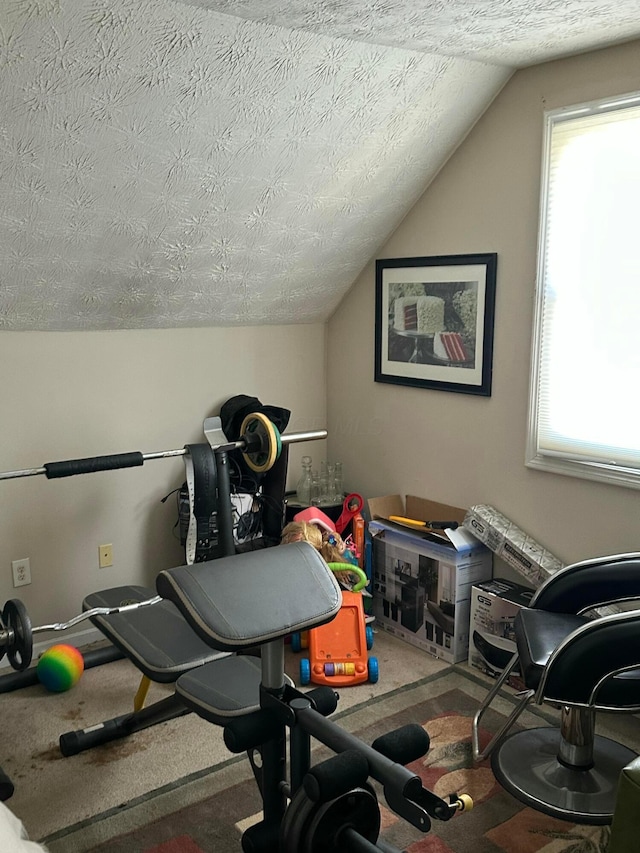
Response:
[[471, 552, 640, 825]]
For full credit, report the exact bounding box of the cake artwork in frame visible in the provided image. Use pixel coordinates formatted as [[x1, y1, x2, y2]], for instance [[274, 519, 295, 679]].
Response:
[[375, 253, 497, 396]]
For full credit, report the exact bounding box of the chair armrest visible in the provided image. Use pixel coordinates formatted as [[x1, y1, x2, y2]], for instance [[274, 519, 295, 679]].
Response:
[[538, 609, 640, 708]]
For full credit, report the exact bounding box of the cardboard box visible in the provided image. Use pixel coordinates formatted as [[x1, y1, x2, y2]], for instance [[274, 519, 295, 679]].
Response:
[[468, 577, 534, 688], [368, 496, 492, 663], [463, 504, 564, 587]]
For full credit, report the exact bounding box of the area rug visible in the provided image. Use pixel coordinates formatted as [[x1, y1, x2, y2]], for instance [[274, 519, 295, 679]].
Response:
[[43, 667, 613, 853]]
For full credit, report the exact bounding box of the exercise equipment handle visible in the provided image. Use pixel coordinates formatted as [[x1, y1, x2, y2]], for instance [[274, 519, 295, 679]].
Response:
[[371, 724, 431, 766], [44, 452, 145, 479], [32, 595, 162, 636], [0, 594, 161, 671], [293, 701, 457, 829], [0, 450, 183, 480]]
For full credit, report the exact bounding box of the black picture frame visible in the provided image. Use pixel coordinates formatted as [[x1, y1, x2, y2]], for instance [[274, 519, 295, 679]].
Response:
[[375, 253, 497, 396]]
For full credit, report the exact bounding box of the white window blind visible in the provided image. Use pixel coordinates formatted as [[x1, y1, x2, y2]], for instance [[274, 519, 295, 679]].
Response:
[[527, 92, 640, 488]]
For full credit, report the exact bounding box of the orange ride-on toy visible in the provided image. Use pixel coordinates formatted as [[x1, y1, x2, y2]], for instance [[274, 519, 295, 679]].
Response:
[[291, 563, 378, 687]]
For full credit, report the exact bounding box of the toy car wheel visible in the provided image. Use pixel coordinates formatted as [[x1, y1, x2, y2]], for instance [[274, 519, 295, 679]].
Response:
[[366, 625, 374, 650], [300, 658, 311, 685], [367, 656, 379, 684], [291, 632, 302, 653]]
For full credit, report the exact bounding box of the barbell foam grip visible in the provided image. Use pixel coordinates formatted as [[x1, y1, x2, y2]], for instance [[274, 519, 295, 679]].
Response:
[[44, 452, 145, 478], [303, 749, 369, 803], [223, 708, 282, 754], [305, 686, 339, 717], [371, 723, 431, 765]]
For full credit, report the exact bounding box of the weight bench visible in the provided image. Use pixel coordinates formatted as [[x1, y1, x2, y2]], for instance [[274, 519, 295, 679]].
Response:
[[60, 583, 298, 756], [59, 585, 237, 755], [153, 541, 470, 852], [60, 439, 292, 756]]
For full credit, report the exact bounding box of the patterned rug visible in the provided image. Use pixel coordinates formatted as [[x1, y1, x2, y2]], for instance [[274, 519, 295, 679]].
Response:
[[44, 667, 612, 853]]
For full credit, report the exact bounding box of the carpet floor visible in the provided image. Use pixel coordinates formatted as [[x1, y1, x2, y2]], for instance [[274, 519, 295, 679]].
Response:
[[2, 630, 637, 852], [1, 630, 444, 842], [45, 666, 627, 853]]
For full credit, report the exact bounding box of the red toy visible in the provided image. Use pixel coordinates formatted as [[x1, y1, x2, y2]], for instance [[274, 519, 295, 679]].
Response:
[[334, 493, 364, 535], [291, 563, 378, 687]]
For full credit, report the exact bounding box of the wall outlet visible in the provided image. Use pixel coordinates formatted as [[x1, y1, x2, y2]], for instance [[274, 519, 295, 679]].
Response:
[[98, 544, 113, 568], [12, 558, 31, 587]]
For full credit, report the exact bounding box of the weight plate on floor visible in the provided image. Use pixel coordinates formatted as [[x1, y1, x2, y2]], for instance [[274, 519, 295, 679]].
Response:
[[3, 599, 33, 671]]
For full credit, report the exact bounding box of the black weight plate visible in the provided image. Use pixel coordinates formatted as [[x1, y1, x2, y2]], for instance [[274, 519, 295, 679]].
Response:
[[280, 784, 315, 853], [281, 784, 379, 853], [0, 611, 6, 664], [307, 786, 380, 852], [3, 599, 33, 671]]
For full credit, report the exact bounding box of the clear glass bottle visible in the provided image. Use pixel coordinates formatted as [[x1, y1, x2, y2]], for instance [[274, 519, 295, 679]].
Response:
[[310, 471, 321, 506], [318, 460, 329, 505], [296, 456, 312, 506], [324, 463, 335, 504], [332, 461, 343, 502]]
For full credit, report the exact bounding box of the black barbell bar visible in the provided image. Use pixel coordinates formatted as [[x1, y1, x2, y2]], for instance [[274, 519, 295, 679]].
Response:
[[0, 420, 327, 670], [0, 426, 327, 481]]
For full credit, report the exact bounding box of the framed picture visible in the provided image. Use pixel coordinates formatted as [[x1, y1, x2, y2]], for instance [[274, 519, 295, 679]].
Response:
[[375, 253, 497, 396]]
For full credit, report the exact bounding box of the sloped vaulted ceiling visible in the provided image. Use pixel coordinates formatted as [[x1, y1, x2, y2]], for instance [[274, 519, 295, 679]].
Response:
[[1, 0, 639, 330]]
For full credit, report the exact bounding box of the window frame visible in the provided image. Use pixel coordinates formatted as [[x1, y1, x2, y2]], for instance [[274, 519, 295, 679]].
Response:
[[526, 91, 640, 490]]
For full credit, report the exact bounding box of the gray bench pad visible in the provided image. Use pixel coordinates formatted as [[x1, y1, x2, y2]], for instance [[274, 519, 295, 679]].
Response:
[[157, 541, 342, 652], [176, 655, 293, 723], [84, 585, 229, 682]]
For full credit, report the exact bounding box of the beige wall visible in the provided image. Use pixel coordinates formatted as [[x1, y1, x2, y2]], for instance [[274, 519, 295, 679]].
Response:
[[0, 326, 327, 633], [2, 39, 639, 645], [327, 39, 640, 572]]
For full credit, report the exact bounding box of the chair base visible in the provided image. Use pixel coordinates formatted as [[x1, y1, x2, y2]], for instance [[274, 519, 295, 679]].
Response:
[[491, 727, 637, 825]]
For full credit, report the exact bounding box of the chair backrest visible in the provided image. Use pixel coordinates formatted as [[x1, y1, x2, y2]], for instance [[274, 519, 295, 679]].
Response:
[[532, 553, 640, 614], [541, 609, 640, 708]]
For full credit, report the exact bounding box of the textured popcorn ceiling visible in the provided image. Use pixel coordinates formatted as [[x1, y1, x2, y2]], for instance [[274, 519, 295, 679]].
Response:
[[0, 0, 638, 330]]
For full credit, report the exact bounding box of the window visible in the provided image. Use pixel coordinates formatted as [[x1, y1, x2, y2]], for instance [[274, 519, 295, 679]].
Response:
[[527, 92, 640, 489]]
